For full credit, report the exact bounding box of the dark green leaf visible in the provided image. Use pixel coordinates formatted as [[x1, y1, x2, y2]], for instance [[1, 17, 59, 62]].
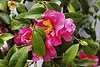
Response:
[[0, 33, 14, 41], [64, 12, 84, 23], [61, 40, 73, 53], [93, 5, 99, 12], [97, 15, 100, 20], [0, 59, 9, 67], [82, 39, 99, 55], [80, 0, 89, 14], [0, 38, 4, 48], [78, 17, 88, 27], [0, 12, 11, 24], [59, 0, 67, 6], [24, 7, 46, 19], [17, 3, 28, 13], [15, 13, 26, 19], [11, 19, 30, 30], [69, 0, 81, 11], [46, 2, 61, 12], [34, 26, 46, 42], [32, 30, 45, 57], [62, 44, 79, 66], [0, 49, 4, 59], [9, 46, 30, 67], [78, 59, 97, 66], [0, 1, 8, 13], [4, 45, 16, 61]]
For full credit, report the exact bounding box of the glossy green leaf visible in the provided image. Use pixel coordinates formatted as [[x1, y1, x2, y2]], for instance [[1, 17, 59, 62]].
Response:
[[11, 19, 30, 30], [62, 44, 79, 66], [78, 59, 97, 66], [31, 3, 44, 9], [0, 1, 8, 13], [24, 7, 46, 19], [0, 33, 14, 41], [0, 49, 4, 59], [15, 13, 26, 19], [46, 2, 61, 12], [4, 45, 16, 61], [17, 3, 28, 13], [80, 0, 89, 14], [34, 26, 46, 42], [0, 12, 11, 25], [0, 59, 9, 67], [82, 39, 99, 55], [93, 5, 99, 12], [32, 30, 45, 57], [9, 46, 30, 67], [67, 2, 75, 12], [64, 12, 84, 23], [0, 38, 4, 48]]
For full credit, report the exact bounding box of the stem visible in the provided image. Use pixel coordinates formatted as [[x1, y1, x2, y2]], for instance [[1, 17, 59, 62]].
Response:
[[72, 35, 80, 43]]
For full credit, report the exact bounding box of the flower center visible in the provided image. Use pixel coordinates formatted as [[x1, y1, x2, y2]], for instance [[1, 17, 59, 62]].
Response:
[[42, 19, 52, 35]]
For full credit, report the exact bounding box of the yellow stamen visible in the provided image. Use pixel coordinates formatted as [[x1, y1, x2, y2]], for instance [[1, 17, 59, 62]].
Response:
[[42, 20, 52, 35]]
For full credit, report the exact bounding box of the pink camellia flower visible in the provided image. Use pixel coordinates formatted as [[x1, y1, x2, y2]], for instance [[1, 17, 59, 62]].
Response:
[[14, 26, 32, 46], [35, 10, 75, 46], [79, 51, 99, 67]]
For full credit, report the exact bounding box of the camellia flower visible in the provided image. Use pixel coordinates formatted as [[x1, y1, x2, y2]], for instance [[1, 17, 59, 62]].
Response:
[[79, 51, 99, 67], [35, 10, 75, 46], [14, 26, 32, 46]]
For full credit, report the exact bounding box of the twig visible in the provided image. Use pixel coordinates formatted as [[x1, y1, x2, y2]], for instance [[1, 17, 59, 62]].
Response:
[[72, 35, 80, 43]]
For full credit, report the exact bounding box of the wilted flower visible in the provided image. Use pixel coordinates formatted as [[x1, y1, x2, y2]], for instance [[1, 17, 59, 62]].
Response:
[[79, 51, 99, 67]]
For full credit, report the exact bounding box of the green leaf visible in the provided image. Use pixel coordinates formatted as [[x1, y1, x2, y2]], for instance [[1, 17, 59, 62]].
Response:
[[78, 59, 97, 66], [15, 13, 26, 19], [64, 12, 84, 23], [0, 49, 4, 59], [34, 26, 46, 42], [24, 7, 46, 19], [11, 19, 30, 30], [46, 2, 61, 12], [61, 40, 73, 53], [59, 0, 67, 6], [17, 3, 28, 13], [0, 59, 9, 67], [0, 33, 14, 41], [80, 0, 89, 14], [93, 5, 99, 12], [4, 45, 16, 61], [82, 39, 99, 55], [97, 2, 100, 8], [0, 38, 4, 48], [9, 46, 30, 67], [97, 15, 100, 20], [0, 1, 8, 13], [69, 0, 81, 11], [31, 3, 44, 9], [62, 44, 79, 66], [67, 2, 75, 12], [32, 30, 45, 57], [0, 12, 11, 25]]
